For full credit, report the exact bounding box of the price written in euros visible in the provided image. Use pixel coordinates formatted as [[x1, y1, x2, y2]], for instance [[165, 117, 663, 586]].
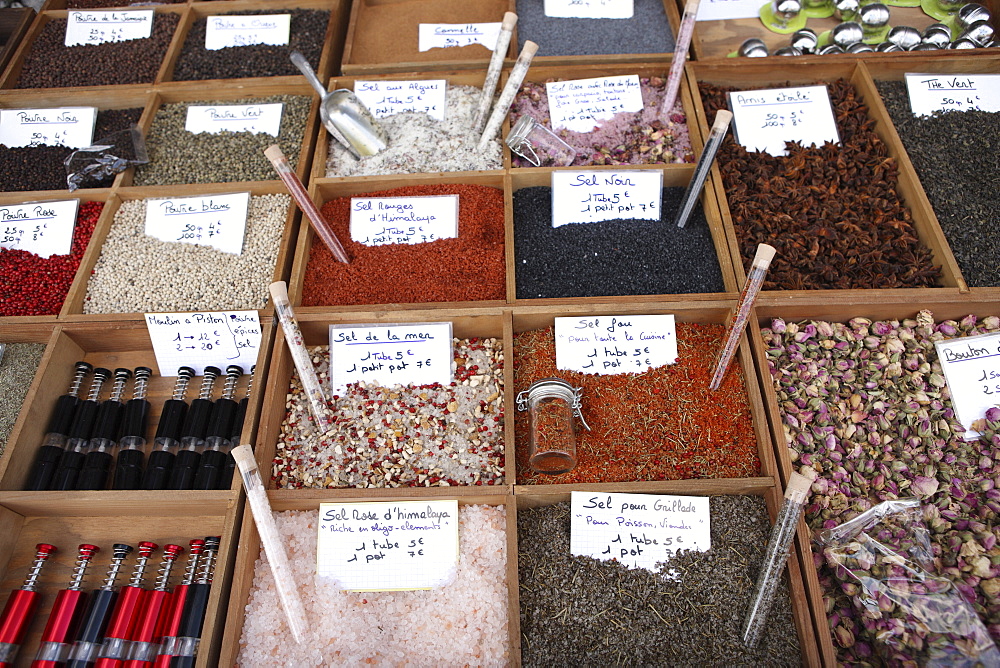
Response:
[[760, 109, 804, 129]]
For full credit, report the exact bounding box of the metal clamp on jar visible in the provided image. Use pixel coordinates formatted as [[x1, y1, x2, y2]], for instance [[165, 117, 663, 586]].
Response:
[[517, 378, 590, 474], [506, 116, 576, 167]]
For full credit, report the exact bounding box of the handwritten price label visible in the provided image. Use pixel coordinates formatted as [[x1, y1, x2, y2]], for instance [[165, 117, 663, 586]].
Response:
[[144, 192, 249, 255], [184, 103, 283, 136], [350, 194, 458, 246], [0, 200, 79, 258], [353, 80, 447, 121], [555, 314, 678, 375], [544, 0, 634, 19], [328, 322, 453, 394], [905, 73, 1000, 116], [65, 10, 153, 46], [696, 0, 765, 21], [935, 333, 1000, 440], [728, 85, 839, 157], [205, 14, 290, 50], [551, 170, 661, 227], [145, 310, 262, 376], [417, 22, 502, 51], [0, 107, 97, 149], [546, 75, 644, 133]]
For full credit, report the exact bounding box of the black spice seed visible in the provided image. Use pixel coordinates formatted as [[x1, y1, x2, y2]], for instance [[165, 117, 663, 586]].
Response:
[[171, 9, 329, 82], [876, 80, 1000, 288], [515, 0, 675, 56], [517, 497, 802, 667], [513, 186, 725, 298]]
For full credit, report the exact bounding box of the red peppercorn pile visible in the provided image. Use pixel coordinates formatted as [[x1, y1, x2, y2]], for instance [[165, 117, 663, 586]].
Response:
[[0, 201, 102, 316], [301, 184, 506, 306], [514, 324, 761, 484]]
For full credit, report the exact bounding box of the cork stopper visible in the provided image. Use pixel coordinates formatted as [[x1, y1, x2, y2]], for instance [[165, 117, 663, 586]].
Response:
[[784, 471, 812, 504], [502, 11, 518, 30]]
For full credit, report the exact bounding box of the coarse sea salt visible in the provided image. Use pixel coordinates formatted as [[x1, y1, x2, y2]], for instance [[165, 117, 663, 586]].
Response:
[[238, 505, 509, 667]]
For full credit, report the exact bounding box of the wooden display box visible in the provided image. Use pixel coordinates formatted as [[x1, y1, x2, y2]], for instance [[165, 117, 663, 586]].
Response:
[[0, 8, 35, 78], [0, 319, 273, 493], [158, 0, 349, 89], [254, 307, 513, 501], [341, 0, 516, 75], [688, 59, 967, 304]]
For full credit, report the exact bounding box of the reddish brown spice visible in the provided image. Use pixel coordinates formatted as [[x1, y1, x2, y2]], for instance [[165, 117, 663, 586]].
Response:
[[302, 184, 506, 306], [529, 398, 577, 473], [0, 201, 102, 316], [514, 324, 760, 484]]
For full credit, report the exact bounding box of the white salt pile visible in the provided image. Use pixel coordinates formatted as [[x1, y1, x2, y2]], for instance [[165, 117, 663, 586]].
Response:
[[238, 504, 510, 666]]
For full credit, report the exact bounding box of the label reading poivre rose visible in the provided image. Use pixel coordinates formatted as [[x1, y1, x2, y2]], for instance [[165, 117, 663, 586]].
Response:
[[145, 310, 262, 376], [328, 322, 453, 394], [935, 332, 1000, 440], [65, 10, 153, 46], [349, 195, 458, 246], [144, 192, 249, 255], [551, 170, 661, 227], [317, 500, 459, 591], [353, 80, 447, 120], [0, 107, 97, 149], [184, 103, 283, 136], [544, 0, 634, 19], [546, 75, 644, 133], [905, 73, 1000, 116], [728, 85, 839, 157], [417, 22, 502, 51], [0, 199, 79, 258], [696, 0, 766, 21], [554, 314, 678, 375], [570, 491, 711, 573], [205, 14, 291, 50]]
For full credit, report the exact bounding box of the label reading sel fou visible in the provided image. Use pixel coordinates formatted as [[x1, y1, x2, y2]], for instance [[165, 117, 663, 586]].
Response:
[[205, 14, 290, 50], [65, 10, 153, 46], [728, 85, 839, 157], [905, 73, 1000, 116], [418, 22, 501, 51], [144, 192, 249, 255], [317, 500, 459, 591], [145, 310, 262, 376], [0, 200, 79, 258], [555, 314, 678, 374], [184, 103, 283, 136], [546, 75, 644, 133], [544, 0, 634, 19], [551, 170, 661, 227], [0, 107, 97, 149], [570, 491, 711, 572], [353, 80, 447, 120], [350, 195, 458, 246], [329, 322, 453, 394], [935, 333, 1000, 440]]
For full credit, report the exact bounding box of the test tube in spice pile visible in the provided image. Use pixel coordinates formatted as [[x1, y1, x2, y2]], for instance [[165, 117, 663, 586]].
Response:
[[659, 0, 701, 118], [478, 40, 539, 151], [473, 12, 518, 134]]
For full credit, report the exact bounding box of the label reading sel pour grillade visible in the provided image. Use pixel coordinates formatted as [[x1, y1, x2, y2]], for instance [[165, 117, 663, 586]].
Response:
[[0, 199, 79, 258], [554, 314, 678, 375], [328, 322, 453, 394], [353, 80, 447, 121], [317, 500, 459, 591], [145, 310, 262, 376], [905, 73, 1000, 116], [144, 192, 249, 255], [349, 195, 458, 246], [205, 14, 291, 50], [184, 103, 283, 136], [544, 0, 634, 19], [728, 85, 839, 157], [418, 23, 501, 51], [935, 332, 1000, 440], [570, 491, 711, 573], [0, 107, 97, 149], [546, 75, 644, 133], [65, 10, 153, 46], [551, 170, 661, 227]]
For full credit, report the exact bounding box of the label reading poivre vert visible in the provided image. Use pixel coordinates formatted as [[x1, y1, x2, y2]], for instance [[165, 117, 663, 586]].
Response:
[[935, 332, 1000, 440], [0, 200, 79, 258], [728, 85, 839, 157], [65, 10, 153, 46], [0, 107, 97, 149], [184, 103, 283, 136], [905, 73, 1000, 116]]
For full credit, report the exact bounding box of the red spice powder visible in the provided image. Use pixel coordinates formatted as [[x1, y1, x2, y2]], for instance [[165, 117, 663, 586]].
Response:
[[302, 184, 506, 306], [0, 200, 102, 316], [514, 324, 761, 484]]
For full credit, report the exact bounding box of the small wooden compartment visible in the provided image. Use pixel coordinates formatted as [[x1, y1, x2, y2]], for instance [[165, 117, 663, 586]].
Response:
[[0, 8, 35, 78]]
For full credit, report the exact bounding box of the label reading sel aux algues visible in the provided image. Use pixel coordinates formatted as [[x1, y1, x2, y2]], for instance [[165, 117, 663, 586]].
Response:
[[184, 103, 283, 136], [328, 322, 453, 395], [728, 85, 839, 157], [555, 314, 678, 375], [350, 195, 458, 246], [546, 75, 644, 133], [905, 73, 1000, 116], [353, 80, 447, 121], [0, 199, 80, 258], [205, 14, 291, 50], [65, 10, 153, 46], [0, 107, 97, 149], [144, 192, 249, 255], [544, 0, 634, 19], [935, 332, 1000, 441], [145, 310, 262, 376], [551, 170, 661, 227], [418, 22, 502, 52]]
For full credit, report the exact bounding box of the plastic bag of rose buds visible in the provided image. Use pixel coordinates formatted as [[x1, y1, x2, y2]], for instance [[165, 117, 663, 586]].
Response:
[[819, 498, 1000, 667]]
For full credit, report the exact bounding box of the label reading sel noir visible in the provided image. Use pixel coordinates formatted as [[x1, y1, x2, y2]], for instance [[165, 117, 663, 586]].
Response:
[[145, 310, 262, 376], [0, 107, 97, 149], [350, 195, 458, 246], [417, 22, 502, 51], [554, 314, 678, 375], [0, 199, 79, 258], [905, 73, 1000, 116], [144, 192, 249, 255], [551, 170, 661, 227], [353, 80, 447, 121], [184, 103, 283, 136], [65, 10, 153, 46], [205, 14, 291, 50], [728, 85, 839, 157]]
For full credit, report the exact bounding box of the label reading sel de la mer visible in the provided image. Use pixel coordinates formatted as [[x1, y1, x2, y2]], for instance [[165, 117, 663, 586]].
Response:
[[0, 107, 97, 149], [544, 0, 634, 19], [570, 491, 711, 572], [350, 195, 458, 246], [546, 75, 644, 133], [935, 333, 1000, 440], [65, 10, 153, 46], [555, 315, 678, 375], [728, 85, 839, 157], [696, 0, 765, 21], [329, 322, 453, 394], [0, 200, 79, 258], [551, 170, 661, 227], [144, 192, 249, 255], [205, 14, 291, 50], [184, 103, 283, 136], [317, 500, 459, 591], [145, 310, 262, 376], [353, 80, 447, 121], [905, 73, 1000, 116], [418, 22, 502, 52]]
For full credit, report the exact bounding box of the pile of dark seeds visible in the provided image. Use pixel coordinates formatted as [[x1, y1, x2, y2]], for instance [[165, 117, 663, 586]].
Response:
[[0, 108, 142, 191], [515, 0, 675, 55], [876, 80, 1000, 287], [15, 13, 179, 88], [513, 186, 725, 298], [171, 9, 329, 81], [518, 497, 801, 666]]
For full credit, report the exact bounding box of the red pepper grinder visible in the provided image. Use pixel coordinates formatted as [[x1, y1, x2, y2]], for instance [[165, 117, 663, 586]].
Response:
[[0, 543, 58, 667], [32, 544, 100, 667]]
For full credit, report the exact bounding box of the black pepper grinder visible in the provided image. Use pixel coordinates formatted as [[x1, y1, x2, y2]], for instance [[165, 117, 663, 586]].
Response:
[[51, 367, 111, 491], [112, 366, 152, 490], [77, 367, 131, 490], [168, 367, 220, 490], [142, 367, 194, 490], [25, 361, 92, 490], [192, 365, 242, 490]]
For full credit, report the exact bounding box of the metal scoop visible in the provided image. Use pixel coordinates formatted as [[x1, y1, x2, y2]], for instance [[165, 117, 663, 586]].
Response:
[[289, 51, 387, 159]]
